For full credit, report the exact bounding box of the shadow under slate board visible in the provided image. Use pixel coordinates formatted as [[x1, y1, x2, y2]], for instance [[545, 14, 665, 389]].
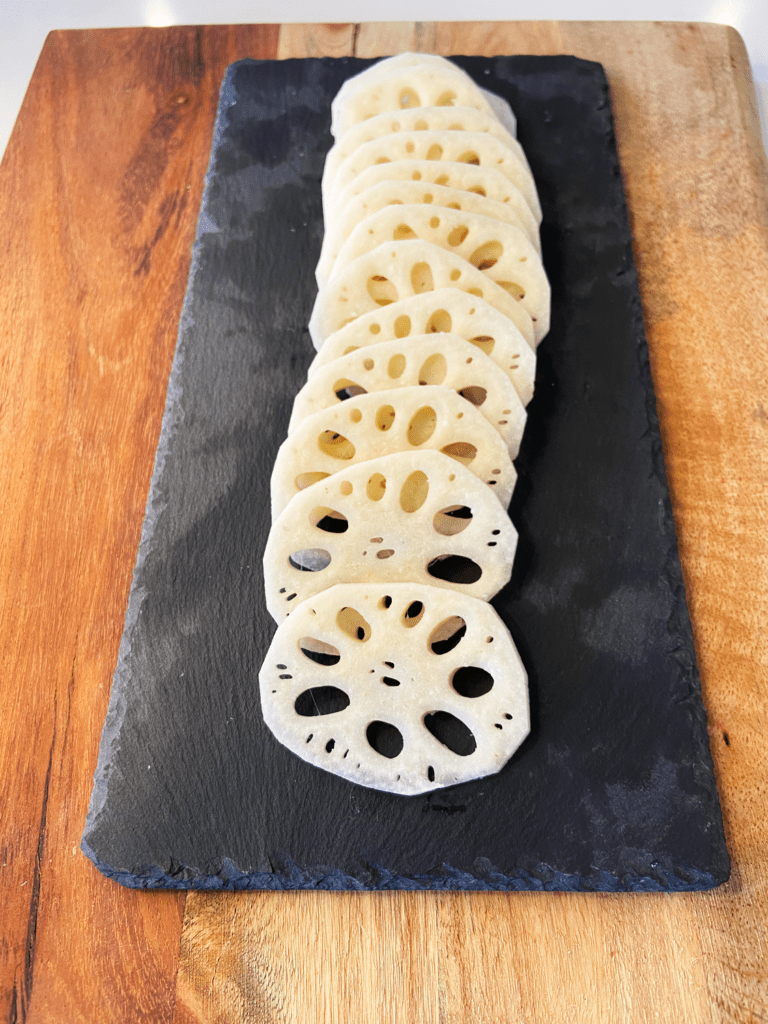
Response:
[[81, 56, 729, 892]]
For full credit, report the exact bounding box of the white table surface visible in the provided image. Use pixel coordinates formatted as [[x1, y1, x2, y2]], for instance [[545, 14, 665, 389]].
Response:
[[1, 1, 766, 161]]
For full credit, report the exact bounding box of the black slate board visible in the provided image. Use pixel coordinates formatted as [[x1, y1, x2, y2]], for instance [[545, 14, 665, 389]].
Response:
[[82, 56, 730, 892]]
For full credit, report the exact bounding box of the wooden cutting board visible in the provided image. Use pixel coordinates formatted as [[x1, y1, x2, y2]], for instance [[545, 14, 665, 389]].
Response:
[[1, 20, 767, 1023]]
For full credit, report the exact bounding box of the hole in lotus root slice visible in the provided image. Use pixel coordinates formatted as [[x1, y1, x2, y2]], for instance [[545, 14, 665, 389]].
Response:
[[399, 470, 429, 513], [334, 379, 367, 401], [428, 615, 467, 654], [433, 505, 473, 536], [318, 431, 356, 460], [452, 665, 494, 698], [336, 606, 371, 642], [367, 721, 404, 758], [407, 406, 437, 446], [394, 315, 411, 337], [425, 308, 452, 333], [497, 280, 525, 301], [296, 471, 330, 491], [376, 404, 396, 431], [402, 600, 425, 628], [399, 87, 420, 109], [424, 711, 477, 756], [427, 555, 482, 585], [394, 223, 418, 240], [458, 385, 487, 406], [418, 353, 447, 386], [367, 275, 398, 306], [441, 441, 477, 465], [289, 549, 331, 573], [366, 472, 387, 501], [411, 261, 434, 294], [382, 676, 401, 687], [388, 353, 406, 378], [436, 90, 457, 106], [469, 335, 495, 356], [470, 241, 503, 271], [295, 686, 350, 716], [446, 225, 469, 247], [426, 144, 443, 160], [311, 507, 348, 533], [458, 150, 480, 165], [299, 637, 341, 666]]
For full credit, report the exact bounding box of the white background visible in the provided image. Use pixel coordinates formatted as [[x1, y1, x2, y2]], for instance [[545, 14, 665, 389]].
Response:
[[1, 0, 767, 160]]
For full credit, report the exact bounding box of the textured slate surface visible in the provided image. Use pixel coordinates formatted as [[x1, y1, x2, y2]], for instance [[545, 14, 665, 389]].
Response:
[[81, 56, 730, 891]]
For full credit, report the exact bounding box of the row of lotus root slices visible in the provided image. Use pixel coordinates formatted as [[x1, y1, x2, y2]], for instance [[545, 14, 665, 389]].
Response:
[[260, 55, 546, 795]]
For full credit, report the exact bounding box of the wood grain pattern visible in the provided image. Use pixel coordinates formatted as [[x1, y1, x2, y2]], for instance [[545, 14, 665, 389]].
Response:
[[1, 20, 766, 1024], [176, 892, 440, 1023], [0, 24, 280, 1024]]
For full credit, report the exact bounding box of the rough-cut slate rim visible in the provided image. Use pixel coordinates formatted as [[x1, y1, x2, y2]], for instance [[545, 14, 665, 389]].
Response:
[[81, 839, 727, 893]]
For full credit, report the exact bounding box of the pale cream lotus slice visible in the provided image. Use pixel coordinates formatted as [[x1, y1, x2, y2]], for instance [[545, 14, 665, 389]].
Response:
[[329, 205, 549, 341], [258, 582, 530, 795], [330, 54, 479, 125], [270, 385, 515, 519], [330, 60, 499, 140], [316, 179, 540, 288], [333, 54, 518, 136], [264, 449, 517, 621], [326, 132, 540, 226], [330, 160, 538, 240], [309, 290, 536, 407], [288, 334, 526, 454], [343, 55, 518, 138], [322, 104, 520, 195], [308, 239, 536, 351]]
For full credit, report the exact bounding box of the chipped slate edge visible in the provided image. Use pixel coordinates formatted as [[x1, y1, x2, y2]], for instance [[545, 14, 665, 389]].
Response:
[[80, 839, 727, 893]]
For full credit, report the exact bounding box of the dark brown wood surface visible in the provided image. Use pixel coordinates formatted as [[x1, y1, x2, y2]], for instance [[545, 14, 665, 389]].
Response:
[[1, 22, 766, 1024]]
